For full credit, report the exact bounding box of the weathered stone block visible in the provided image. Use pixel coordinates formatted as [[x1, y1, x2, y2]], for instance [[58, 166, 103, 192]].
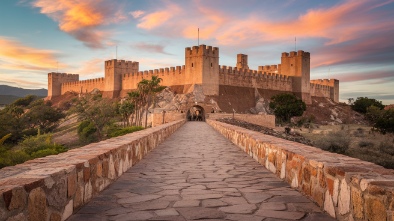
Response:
[[338, 179, 350, 215], [7, 187, 27, 211], [47, 177, 67, 210], [365, 196, 387, 221], [50, 212, 61, 221], [351, 187, 364, 219], [324, 190, 336, 218], [67, 171, 77, 198], [28, 187, 47, 221]]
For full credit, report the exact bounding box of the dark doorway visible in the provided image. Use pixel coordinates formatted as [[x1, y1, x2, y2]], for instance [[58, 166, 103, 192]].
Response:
[[186, 105, 205, 121]]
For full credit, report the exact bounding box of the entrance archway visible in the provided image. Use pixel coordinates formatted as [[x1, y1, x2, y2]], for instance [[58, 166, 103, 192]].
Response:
[[186, 105, 205, 121]]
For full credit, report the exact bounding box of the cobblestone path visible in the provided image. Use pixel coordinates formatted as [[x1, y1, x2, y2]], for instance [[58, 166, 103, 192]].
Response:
[[69, 122, 336, 221]]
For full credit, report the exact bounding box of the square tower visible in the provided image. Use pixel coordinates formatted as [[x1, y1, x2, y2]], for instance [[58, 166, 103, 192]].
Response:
[[47, 73, 79, 99], [280, 50, 311, 104], [104, 59, 139, 98], [236, 54, 249, 70], [184, 45, 219, 96]]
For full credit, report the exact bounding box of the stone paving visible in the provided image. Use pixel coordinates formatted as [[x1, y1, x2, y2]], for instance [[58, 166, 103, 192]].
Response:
[[68, 122, 336, 221]]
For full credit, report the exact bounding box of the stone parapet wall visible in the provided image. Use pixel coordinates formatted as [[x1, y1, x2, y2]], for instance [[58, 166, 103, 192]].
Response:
[[61, 77, 105, 95], [207, 113, 275, 129], [207, 119, 394, 221], [0, 120, 185, 221], [151, 112, 186, 127]]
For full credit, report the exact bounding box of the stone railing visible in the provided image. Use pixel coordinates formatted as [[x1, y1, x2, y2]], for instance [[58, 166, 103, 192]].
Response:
[[207, 113, 275, 129], [207, 119, 394, 221], [0, 120, 185, 221]]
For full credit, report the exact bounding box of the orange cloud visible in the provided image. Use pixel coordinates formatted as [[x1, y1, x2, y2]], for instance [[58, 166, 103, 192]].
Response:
[[0, 37, 65, 71], [32, 0, 126, 48], [135, 0, 393, 47], [75, 58, 104, 77], [137, 4, 179, 30]]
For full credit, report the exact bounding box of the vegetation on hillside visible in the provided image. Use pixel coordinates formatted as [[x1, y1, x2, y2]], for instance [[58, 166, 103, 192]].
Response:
[[351, 97, 385, 113], [269, 93, 306, 123]]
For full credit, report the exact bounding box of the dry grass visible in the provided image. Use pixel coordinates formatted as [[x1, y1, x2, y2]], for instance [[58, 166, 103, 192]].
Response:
[[297, 124, 394, 169]]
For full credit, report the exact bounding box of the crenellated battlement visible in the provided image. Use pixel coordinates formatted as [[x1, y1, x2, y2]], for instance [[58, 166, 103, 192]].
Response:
[[310, 79, 338, 87], [257, 64, 279, 73], [281, 50, 310, 58], [105, 59, 139, 68], [48, 72, 79, 78], [48, 44, 338, 104], [185, 44, 219, 57]]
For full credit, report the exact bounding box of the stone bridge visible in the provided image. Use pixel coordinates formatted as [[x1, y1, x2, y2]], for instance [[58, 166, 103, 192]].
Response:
[[0, 120, 393, 221]]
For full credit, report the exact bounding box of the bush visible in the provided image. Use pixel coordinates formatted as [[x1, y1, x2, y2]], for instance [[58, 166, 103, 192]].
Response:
[[353, 128, 365, 137], [269, 93, 306, 123], [77, 121, 98, 143], [351, 97, 384, 114], [358, 140, 374, 148], [379, 142, 394, 155], [314, 131, 350, 154], [108, 126, 144, 138]]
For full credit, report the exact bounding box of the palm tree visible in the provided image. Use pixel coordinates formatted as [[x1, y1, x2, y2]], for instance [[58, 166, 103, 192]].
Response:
[[143, 76, 166, 128]]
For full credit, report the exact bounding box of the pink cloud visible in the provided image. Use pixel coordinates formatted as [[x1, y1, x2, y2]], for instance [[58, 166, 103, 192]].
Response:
[[137, 4, 179, 30], [332, 71, 394, 83], [32, 0, 127, 48], [0, 37, 65, 71], [135, 0, 393, 48]]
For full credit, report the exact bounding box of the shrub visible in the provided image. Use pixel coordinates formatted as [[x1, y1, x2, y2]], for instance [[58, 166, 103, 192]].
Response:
[[358, 140, 374, 148], [351, 97, 384, 114], [379, 142, 394, 155], [269, 93, 306, 123], [314, 131, 350, 154], [108, 126, 144, 138], [353, 128, 365, 137], [77, 120, 97, 143]]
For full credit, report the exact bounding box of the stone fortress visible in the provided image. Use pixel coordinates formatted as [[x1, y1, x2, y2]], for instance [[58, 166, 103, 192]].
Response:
[[47, 45, 339, 113]]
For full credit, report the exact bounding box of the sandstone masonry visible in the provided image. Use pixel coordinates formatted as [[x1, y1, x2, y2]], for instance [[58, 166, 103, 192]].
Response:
[[47, 45, 339, 105]]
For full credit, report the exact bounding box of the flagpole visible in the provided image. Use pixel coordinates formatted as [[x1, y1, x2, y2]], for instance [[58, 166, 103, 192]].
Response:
[[198, 28, 199, 45]]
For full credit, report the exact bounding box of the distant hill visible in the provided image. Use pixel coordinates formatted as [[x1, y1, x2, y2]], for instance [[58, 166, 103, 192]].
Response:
[[0, 85, 47, 97], [0, 85, 47, 105], [0, 95, 21, 105]]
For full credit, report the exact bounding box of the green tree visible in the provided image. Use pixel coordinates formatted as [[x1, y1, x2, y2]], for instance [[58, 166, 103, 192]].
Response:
[[351, 97, 385, 114], [269, 93, 306, 123], [23, 103, 65, 132], [72, 94, 117, 141], [118, 100, 135, 127], [143, 76, 166, 128], [367, 107, 394, 134]]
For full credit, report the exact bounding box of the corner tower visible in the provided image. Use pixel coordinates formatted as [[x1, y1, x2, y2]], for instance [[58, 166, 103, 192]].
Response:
[[47, 72, 79, 99], [104, 59, 139, 98], [280, 50, 311, 104], [185, 45, 219, 96], [236, 54, 249, 70]]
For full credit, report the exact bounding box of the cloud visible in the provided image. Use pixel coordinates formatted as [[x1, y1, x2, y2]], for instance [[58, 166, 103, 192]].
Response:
[[134, 42, 171, 55], [130, 10, 145, 19], [75, 58, 104, 77], [32, 0, 127, 48], [0, 36, 64, 71], [136, 3, 180, 30], [135, 0, 394, 48], [331, 71, 394, 83]]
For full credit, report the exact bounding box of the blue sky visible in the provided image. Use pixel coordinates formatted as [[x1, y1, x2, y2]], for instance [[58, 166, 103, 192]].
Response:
[[0, 0, 393, 104]]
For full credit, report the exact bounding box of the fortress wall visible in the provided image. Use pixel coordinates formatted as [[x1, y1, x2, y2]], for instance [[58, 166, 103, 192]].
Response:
[[219, 65, 293, 91], [0, 120, 185, 221], [310, 79, 339, 102], [61, 78, 105, 94], [208, 120, 394, 221], [121, 66, 186, 96], [310, 83, 331, 99]]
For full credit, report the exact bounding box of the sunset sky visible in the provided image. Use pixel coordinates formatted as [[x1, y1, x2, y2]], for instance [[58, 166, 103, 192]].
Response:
[[0, 0, 393, 104]]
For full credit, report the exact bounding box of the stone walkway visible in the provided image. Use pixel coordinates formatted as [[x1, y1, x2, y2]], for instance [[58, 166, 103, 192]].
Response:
[[68, 122, 336, 221]]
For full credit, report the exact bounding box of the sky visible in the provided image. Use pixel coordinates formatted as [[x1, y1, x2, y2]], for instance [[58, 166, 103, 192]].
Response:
[[0, 0, 393, 104]]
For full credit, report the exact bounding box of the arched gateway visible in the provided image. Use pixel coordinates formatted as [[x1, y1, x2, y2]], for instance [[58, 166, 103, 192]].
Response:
[[186, 105, 205, 121]]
